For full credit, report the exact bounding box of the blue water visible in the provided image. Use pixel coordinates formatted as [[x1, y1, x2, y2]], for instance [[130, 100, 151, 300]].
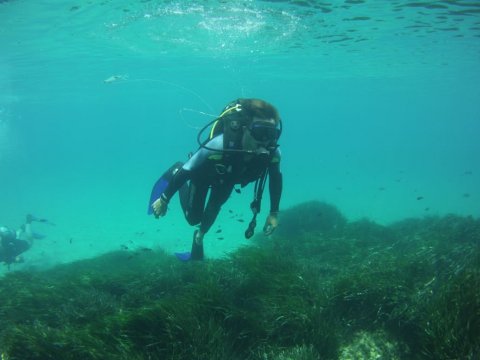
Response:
[[1, 0, 479, 271]]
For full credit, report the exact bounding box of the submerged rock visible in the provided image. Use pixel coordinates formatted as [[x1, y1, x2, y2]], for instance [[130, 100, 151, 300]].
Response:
[[339, 330, 402, 360]]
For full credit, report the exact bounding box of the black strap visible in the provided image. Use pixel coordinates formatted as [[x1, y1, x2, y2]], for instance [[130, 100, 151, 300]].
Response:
[[245, 168, 269, 239]]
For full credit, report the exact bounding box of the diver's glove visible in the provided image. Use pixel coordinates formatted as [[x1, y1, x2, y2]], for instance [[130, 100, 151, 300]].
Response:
[[263, 212, 279, 235], [152, 194, 169, 218]]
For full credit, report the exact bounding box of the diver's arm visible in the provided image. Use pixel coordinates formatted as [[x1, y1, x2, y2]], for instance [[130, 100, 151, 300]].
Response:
[[268, 147, 282, 213], [152, 150, 208, 218], [153, 135, 222, 218], [263, 156, 282, 235], [152, 167, 191, 218], [268, 162, 282, 214], [161, 135, 223, 202], [152, 138, 217, 218], [263, 163, 282, 235], [162, 168, 191, 202]]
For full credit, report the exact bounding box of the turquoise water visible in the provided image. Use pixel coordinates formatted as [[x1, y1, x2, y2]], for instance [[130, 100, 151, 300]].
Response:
[[1, 0, 479, 270]]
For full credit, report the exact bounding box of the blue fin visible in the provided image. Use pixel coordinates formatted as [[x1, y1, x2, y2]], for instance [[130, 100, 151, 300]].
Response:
[[32, 232, 45, 240], [174, 231, 204, 261], [174, 252, 192, 261], [147, 178, 169, 215], [147, 161, 184, 215]]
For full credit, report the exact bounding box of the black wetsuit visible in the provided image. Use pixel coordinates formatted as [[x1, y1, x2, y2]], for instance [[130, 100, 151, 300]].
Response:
[[162, 134, 282, 234], [0, 230, 29, 264]]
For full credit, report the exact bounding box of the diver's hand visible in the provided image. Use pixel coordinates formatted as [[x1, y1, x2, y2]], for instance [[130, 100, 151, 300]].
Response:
[[263, 212, 279, 235], [152, 196, 168, 218]]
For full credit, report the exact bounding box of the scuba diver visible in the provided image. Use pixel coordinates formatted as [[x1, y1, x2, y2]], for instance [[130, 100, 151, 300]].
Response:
[[148, 98, 283, 261], [0, 214, 50, 267]]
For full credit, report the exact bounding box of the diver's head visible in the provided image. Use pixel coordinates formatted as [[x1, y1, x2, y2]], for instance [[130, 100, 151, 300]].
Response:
[[248, 118, 280, 143], [241, 118, 279, 152], [0, 226, 15, 243], [237, 98, 281, 128], [238, 98, 281, 152]]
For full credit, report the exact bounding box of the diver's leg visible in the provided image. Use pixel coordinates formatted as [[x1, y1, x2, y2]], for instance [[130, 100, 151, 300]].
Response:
[[190, 183, 233, 259], [14, 215, 34, 249], [182, 180, 209, 226], [199, 183, 234, 235], [23, 214, 34, 246], [12, 240, 30, 263]]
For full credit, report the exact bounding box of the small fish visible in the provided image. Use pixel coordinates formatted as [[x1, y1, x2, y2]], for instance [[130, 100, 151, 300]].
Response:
[[217, 237, 224, 240], [234, 188, 241, 194], [463, 193, 470, 198], [215, 229, 222, 233], [237, 219, 245, 223], [416, 196, 424, 200], [121, 245, 129, 250], [228, 210, 233, 214], [103, 74, 127, 83], [139, 247, 153, 252], [69, 238, 73, 244]]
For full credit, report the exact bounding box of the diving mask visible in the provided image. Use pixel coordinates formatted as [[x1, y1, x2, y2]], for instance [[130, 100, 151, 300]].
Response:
[[248, 121, 280, 143]]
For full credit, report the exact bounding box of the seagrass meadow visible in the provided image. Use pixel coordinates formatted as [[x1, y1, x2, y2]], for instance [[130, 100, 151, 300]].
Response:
[[0, 201, 478, 360]]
